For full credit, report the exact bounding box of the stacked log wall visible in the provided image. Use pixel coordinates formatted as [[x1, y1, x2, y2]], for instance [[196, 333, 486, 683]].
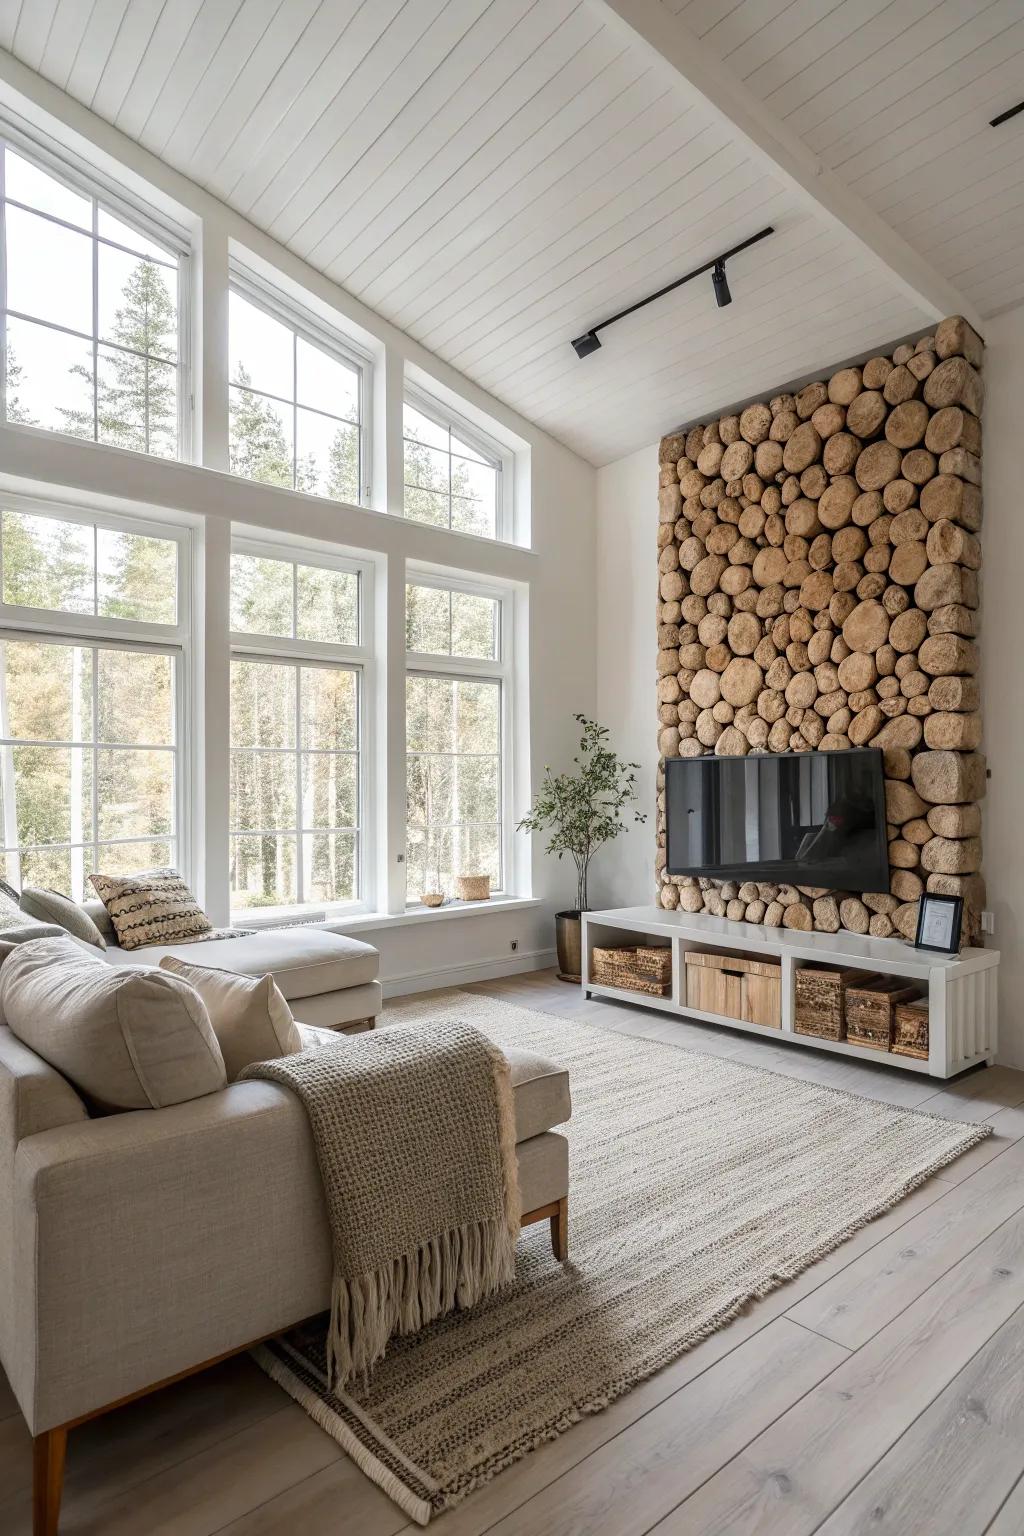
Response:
[[655, 315, 985, 943]]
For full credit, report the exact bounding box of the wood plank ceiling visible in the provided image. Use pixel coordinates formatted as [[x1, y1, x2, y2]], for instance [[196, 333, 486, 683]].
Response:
[[0, 0, 1020, 466]]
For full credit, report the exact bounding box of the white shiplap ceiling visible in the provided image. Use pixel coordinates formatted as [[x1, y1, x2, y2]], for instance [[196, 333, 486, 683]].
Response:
[[0, 0, 1020, 465]]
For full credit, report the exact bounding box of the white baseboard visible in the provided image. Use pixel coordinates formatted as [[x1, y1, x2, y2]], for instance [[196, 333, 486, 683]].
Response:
[[381, 947, 556, 999]]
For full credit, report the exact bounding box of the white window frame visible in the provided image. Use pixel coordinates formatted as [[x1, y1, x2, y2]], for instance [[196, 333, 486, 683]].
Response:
[[228, 262, 373, 506], [228, 536, 376, 923], [0, 115, 192, 459], [403, 384, 513, 543], [404, 569, 513, 907], [0, 492, 192, 896]]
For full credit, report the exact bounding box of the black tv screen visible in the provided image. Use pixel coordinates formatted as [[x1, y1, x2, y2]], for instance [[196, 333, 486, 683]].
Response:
[[665, 747, 889, 891]]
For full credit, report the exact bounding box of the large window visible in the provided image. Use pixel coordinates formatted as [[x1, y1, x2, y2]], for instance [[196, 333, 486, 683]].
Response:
[[403, 391, 507, 539], [229, 544, 368, 915], [405, 577, 507, 904], [229, 279, 367, 505], [0, 503, 186, 897], [1, 137, 185, 457]]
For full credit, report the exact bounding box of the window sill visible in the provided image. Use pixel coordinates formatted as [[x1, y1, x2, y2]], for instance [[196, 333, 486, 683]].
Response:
[[235, 894, 541, 935]]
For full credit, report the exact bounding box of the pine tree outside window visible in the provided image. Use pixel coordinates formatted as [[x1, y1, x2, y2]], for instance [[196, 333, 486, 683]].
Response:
[[228, 539, 373, 918], [228, 277, 368, 505], [0, 499, 189, 899], [403, 389, 510, 541], [405, 574, 512, 906], [0, 138, 187, 457]]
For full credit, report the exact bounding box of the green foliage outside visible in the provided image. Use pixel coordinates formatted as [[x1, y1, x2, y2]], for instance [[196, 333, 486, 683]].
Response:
[[228, 365, 359, 503], [403, 420, 495, 537], [60, 260, 177, 455], [0, 516, 176, 896], [518, 715, 646, 913], [4, 345, 32, 426]]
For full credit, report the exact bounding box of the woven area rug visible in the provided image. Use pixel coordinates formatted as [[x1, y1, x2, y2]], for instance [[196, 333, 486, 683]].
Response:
[[254, 988, 989, 1524]]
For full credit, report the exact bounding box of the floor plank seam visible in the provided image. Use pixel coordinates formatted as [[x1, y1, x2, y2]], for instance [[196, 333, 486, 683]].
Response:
[[637, 1327, 854, 1536], [801, 1296, 1024, 1536], [65, 1403, 300, 1529], [984, 1466, 1024, 1534], [810, 1190, 1024, 1355], [784, 1317, 855, 1351], [202, 1463, 410, 1536]]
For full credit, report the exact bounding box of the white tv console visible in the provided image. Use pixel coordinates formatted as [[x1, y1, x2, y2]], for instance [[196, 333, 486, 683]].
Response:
[[581, 906, 999, 1079]]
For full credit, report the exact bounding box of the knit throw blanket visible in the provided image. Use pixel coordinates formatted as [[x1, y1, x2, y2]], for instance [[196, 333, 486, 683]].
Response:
[[240, 1019, 520, 1389]]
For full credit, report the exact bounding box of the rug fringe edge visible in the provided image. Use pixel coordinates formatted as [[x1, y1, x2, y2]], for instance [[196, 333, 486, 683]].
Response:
[[250, 1343, 433, 1527]]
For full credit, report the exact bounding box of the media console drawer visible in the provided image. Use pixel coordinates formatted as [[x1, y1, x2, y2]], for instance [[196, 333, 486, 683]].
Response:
[[685, 950, 781, 1029]]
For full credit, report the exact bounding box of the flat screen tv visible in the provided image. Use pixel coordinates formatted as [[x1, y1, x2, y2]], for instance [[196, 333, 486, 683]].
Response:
[[665, 746, 889, 891]]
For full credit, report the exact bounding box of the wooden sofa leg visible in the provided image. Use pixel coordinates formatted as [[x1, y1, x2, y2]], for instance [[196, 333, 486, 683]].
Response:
[[33, 1426, 66, 1536], [550, 1196, 569, 1262]]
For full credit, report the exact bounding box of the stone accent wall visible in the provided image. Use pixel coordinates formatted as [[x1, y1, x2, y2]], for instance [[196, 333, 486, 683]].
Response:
[[655, 315, 985, 942]]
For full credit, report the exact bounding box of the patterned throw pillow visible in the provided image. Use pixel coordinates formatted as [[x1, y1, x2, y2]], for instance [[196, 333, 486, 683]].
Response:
[[89, 868, 213, 951]]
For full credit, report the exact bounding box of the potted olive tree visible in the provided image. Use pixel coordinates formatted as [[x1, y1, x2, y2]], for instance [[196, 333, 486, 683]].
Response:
[[518, 715, 646, 981]]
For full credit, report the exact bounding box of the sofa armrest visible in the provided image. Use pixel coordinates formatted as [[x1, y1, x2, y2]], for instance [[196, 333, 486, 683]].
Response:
[[9, 1080, 332, 1433]]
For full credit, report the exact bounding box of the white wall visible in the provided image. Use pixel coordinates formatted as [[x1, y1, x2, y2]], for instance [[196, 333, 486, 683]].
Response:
[[0, 60, 597, 997], [592, 444, 659, 910], [596, 305, 1024, 1066], [977, 300, 1024, 1066]]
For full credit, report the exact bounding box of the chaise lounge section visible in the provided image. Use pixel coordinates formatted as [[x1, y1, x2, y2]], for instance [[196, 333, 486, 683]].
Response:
[[83, 898, 383, 1032]]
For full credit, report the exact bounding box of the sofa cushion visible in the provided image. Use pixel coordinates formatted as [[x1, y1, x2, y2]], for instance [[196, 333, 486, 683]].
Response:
[[19, 886, 107, 949], [111, 928, 379, 999], [160, 957, 302, 1080], [90, 868, 212, 950], [0, 937, 226, 1112], [505, 1047, 572, 1141], [82, 897, 117, 943]]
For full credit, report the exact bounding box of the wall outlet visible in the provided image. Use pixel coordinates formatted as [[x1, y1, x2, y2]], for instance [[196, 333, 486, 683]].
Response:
[[981, 910, 995, 935], [510, 939, 519, 952]]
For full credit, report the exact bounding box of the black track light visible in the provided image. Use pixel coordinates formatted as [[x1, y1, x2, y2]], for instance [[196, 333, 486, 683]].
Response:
[[990, 99, 1024, 128], [571, 330, 602, 359], [569, 226, 773, 357]]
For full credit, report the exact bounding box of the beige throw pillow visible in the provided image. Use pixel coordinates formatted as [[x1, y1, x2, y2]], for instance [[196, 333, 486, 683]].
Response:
[[0, 937, 226, 1112], [19, 886, 107, 948], [89, 867, 212, 950], [159, 956, 301, 1080]]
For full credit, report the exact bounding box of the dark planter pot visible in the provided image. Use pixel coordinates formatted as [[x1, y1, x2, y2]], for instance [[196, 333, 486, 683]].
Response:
[[555, 909, 583, 983]]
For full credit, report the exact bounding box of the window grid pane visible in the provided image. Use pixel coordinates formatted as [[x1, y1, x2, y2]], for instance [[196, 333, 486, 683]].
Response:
[[230, 656, 361, 910], [228, 286, 363, 505], [402, 402, 499, 539], [1, 508, 179, 626], [405, 673, 502, 902], [0, 637, 178, 900], [230, 552, 359, 646], [405, 581, 497, 660], [2, 144, 182, 457]]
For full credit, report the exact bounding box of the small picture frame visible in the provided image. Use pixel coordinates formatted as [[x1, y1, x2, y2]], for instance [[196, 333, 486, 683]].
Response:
[[914, 893, 964, 955]]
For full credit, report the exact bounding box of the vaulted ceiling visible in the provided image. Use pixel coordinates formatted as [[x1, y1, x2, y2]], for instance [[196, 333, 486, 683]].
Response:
[[2, 0, 1021, 466]]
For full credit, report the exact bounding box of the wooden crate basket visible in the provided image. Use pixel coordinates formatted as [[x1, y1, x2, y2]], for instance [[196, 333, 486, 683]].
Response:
[[794, 965, 873, 1041], [592, 944, 672, 997], [684, 950, 781, 1029], [845, 978, 923, 1052], [893, 1001, 930, 1060]]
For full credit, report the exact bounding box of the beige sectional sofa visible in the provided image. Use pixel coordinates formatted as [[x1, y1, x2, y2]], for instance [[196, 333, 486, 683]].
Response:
[[82, 899, 384, 1032], [0, 968, 571, 1536]]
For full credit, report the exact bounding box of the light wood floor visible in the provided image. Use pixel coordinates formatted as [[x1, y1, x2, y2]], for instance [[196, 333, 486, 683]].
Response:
[[5, 968, 1024, 1536]]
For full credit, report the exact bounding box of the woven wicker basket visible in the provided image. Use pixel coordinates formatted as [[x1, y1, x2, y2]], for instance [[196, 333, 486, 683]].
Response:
[[794, 965, 872, 1041], [893, 1001, 930, 1060], [846, 978, 922, 1051], [455, 874, 490, 901], [592, 944, 672, 996]]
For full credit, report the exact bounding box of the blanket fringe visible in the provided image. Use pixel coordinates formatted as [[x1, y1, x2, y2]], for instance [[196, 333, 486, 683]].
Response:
[[328, 1216, 517, 1390]]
